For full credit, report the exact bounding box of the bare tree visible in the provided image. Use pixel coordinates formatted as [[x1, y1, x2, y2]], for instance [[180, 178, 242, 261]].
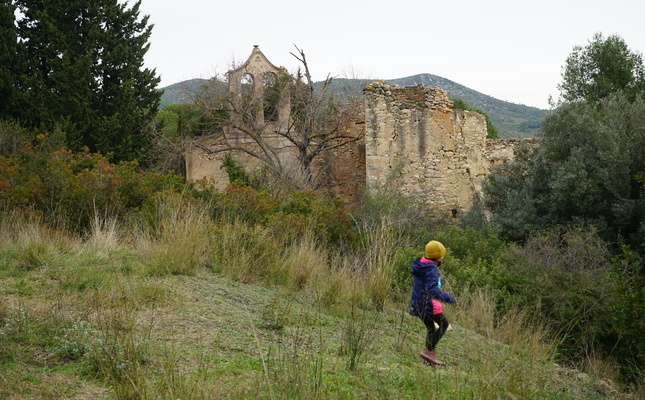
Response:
[[190, 45, 363, 189]]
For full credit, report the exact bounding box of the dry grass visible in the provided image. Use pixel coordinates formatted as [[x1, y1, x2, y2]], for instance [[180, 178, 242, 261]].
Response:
[[210, 220, 282, 283], [137, 196, 214, 276], [361, 221, 403, 310], [0, 206, 628, 399], [279, 232, 327, 290]]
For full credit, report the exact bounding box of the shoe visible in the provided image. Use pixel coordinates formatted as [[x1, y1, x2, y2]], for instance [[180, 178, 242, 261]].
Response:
[[419, 349, 436, 362], [419, 349, 446, 366]]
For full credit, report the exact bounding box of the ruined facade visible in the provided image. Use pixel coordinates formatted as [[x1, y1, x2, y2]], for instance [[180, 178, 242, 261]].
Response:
[[227, 45, 291, 134], [186, 47, 533, 215], [185, 46, 299, 190]]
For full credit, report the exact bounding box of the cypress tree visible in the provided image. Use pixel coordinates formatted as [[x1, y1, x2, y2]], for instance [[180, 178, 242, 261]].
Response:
[[0, 1, 20, 120], [14, 0, 161, 161]]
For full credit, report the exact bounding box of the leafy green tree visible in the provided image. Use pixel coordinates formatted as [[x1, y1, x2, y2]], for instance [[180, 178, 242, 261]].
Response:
[[12, 0, 160, 162], [145, 102, 206, 174], [157, 103, 203, 138], [558, 32, 645, 104], [451, 97, 499, 139], [483, 92, 645, 254]]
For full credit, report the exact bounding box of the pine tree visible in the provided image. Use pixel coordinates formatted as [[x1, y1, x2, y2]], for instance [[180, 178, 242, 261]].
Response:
[[558, 32, 645, 104], [13, 0, 161, 161]]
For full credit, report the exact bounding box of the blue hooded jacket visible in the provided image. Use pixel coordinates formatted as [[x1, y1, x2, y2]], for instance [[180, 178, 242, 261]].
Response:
[[409, 258, 456, 317]]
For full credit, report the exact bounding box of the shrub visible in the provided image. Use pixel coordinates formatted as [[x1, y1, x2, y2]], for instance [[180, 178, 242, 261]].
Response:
[[500, 226, 620, 362], [281, 191, 355, 247], [351, 185, 431, 243], [0, 136, 185, 233], [215, 184, 278, 225], [0, 119, 32, 154], [221, 155, 250, 186], [605, 246, 644, 381], [434, 226, 514, 295], [391, 246, 422, 299]]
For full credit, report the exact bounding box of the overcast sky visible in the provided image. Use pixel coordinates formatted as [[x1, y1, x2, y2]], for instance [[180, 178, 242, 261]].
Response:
[[136, 0, 645, 110]]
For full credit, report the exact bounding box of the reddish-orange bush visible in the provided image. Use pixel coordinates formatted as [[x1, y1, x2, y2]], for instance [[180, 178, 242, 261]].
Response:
[[0, 136, 185, 232]]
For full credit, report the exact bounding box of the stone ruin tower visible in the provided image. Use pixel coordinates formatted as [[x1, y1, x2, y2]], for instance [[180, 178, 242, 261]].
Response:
[[363, 81, 490, 216]]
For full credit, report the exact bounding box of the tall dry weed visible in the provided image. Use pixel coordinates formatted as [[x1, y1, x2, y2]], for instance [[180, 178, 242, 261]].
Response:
[[360, 220, 404, 310], [210, 220, 282, 283], [279, 233, 327, 290], [448, 288, 558, 398], [340, 303, 379, 371], [316, 256, 353, 308], [139, 195, 213, 276], [454, 288, 555, 364], [454, 288, 496, 338], [87, 214, 120, 252], [6, 213, 71, 271]]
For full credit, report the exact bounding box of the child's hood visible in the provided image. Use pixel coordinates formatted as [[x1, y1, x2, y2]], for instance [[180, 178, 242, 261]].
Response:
[[411, 257, 437, 276]]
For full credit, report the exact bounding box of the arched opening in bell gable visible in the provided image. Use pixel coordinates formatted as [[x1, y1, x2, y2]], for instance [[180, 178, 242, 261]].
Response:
[[240, 73, 255, 126], [263, 71, 280, 123]]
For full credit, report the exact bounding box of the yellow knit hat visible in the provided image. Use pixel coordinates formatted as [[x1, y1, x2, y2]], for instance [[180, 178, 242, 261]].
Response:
[[425, 240, 446, 260]]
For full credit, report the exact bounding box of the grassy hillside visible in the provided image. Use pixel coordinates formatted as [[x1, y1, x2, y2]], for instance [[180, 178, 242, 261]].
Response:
[[159, 74, 547, 138], [0, 214, 626, 399]]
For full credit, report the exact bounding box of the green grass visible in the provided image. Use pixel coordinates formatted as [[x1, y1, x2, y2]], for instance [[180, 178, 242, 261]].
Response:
[[0, 216, 632, 399]]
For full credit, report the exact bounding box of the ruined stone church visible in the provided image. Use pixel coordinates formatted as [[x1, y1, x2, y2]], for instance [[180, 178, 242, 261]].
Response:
[[185, 46, 530, 217]]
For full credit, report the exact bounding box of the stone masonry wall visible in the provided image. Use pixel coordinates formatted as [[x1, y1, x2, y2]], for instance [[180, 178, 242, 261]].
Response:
[[186, 105, 366, 204], [185, 133, 298, 191], [363, 81, 490, 215]]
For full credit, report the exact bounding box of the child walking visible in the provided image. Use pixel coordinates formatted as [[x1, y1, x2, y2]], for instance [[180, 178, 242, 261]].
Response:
[[409, 240, 455, 365]]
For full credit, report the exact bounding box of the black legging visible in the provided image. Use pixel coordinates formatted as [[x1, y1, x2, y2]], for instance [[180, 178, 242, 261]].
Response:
[[421, 312, 450, 351]]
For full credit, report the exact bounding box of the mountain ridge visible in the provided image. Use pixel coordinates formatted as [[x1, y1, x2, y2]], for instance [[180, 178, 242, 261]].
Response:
[[159, 73, 547, 138]]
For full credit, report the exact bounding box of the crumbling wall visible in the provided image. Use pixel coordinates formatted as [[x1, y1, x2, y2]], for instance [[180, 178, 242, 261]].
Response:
[[185, 133, 298, 191], [363, 81, 489, 215], [484, 138, 539, 167], [319, 104, 366, 203]]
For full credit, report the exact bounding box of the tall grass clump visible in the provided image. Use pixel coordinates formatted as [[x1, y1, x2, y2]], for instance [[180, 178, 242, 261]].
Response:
[[264, 319, 328, 398], [1, 212, 70, 273], [84, 310, 151, 398], [50, 306, 153, 399], [316, 255, 355, 309], [451, 288, 557, 399], [139, 194, 214, 276], [210, 220, 282, 283], [359, 220, 405, 310], [340, 303, 379, 371], [151, 350, 224, 399], [278, 232, 327, 290], [87, 213, 121, 252]]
